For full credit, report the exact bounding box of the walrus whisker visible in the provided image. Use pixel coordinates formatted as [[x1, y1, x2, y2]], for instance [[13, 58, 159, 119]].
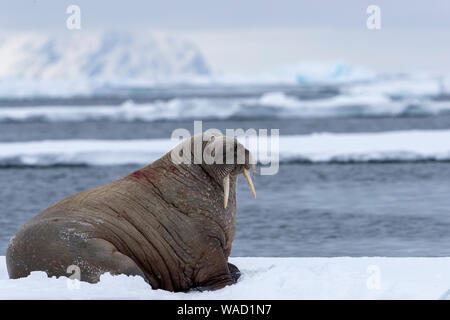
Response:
[[243, 169, 256, 199], [223, 174, 230, 208]]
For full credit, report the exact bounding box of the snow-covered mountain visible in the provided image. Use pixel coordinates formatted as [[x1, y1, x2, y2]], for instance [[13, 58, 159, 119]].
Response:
[[0, 30, 210, 81]]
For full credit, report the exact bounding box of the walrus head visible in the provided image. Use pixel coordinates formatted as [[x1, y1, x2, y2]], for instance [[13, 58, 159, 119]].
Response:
[[171, 132, 256, 208]]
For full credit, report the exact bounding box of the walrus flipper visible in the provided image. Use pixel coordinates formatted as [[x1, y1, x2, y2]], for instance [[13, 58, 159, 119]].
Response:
[[191, 249, 239, 292], [193, 273, 237, 292], [227, 262, 241, 282], [194, 263, 241, 291]]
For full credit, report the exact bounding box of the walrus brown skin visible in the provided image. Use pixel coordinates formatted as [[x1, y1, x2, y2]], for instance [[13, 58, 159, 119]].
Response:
[[6, 133, 256, 292]]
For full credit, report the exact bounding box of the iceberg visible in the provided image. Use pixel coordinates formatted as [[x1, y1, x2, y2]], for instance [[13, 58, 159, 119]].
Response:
[[0, 30, 210, 81], [262, 61, 376, 84]]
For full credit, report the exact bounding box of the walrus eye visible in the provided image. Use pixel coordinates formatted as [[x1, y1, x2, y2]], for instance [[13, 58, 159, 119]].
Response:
[[223, 168, 256, 208]]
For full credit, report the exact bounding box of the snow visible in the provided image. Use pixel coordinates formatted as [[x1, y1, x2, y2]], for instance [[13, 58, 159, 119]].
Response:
[[0, 129, 450, 167], [1, 256, 450, 299], [275, 129, 450, 163]]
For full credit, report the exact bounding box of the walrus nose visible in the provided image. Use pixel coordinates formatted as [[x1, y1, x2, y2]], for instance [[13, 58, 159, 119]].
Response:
[[223, 169, 256, 208]]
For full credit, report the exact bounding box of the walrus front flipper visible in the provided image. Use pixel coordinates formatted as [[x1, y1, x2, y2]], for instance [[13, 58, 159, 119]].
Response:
[[194, 262, 241, 291], [193, 273, 236, 292], [191, 248, 239, 292], [228, 262, 241, 282]]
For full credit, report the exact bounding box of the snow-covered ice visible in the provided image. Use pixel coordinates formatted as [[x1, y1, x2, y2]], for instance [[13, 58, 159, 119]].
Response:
[[0, 129, 449, 167], [1, 256, 450, 299], [1, 92, 450, 122]]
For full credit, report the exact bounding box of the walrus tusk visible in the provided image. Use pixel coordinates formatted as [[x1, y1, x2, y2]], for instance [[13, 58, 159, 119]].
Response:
[[243, 169, 256, 198], [223, 174, 230, 208]]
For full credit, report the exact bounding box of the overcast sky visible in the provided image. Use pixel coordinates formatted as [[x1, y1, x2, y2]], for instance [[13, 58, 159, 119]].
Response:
[[1, 0, 449, 74]]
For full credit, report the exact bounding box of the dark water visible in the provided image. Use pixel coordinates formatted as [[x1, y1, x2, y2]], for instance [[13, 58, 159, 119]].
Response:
[[1, 160, 450, 256]]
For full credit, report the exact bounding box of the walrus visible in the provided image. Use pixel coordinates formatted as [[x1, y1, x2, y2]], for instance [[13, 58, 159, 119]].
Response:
[[6, 133, 256, 292]]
